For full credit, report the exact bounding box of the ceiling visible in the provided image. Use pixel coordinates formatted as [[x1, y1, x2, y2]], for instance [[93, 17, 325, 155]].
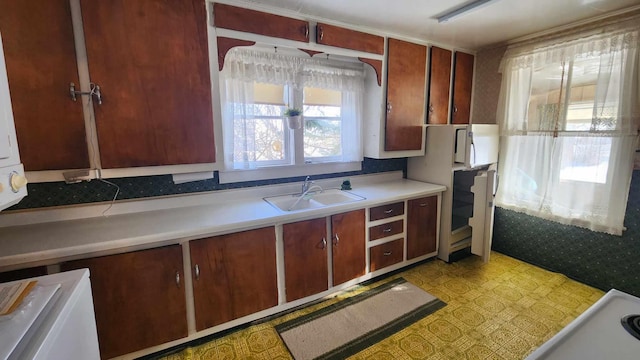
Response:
[[241, 0, 640, 50]]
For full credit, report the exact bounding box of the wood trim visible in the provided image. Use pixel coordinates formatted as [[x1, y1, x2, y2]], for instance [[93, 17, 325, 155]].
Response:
[[299, 49, 324, 57], [217, 37, 256, 71], [358, 58, 382, 86]]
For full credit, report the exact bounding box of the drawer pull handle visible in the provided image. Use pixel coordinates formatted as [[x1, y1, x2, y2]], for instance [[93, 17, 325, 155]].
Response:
[[333, 233, 340, 247], [305, 24, 309, 39], [318, 25, 324, 40], [175, 271, 181, 288], [420, 203, 428, 207], [383, 228, 392, 233], [384, 209, 394, 214], [383, 251, 393, 256], [194, 264, 200, 280], [321, 237, 327, 249]]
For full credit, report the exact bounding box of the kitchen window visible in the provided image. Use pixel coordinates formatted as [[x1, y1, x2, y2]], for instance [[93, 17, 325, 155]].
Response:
[[218, 47, 364, 183], [496, 26, 640, 235]]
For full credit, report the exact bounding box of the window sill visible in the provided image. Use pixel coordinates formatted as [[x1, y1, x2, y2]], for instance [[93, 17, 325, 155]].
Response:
[[218, 162, 362, 184]]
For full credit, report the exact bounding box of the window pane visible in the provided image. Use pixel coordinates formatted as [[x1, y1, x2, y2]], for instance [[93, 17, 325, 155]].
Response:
[[303, 87, 343, 161], [559, 136, 611, 184], [230, 82, 288, 167], [528, 62, 567, 131]]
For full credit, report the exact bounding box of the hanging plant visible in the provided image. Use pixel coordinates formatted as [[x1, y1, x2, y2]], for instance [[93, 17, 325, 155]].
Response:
[[284, 108, 303, 130]]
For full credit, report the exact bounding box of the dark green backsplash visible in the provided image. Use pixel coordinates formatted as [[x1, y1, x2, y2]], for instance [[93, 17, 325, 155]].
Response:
[[9, 157, 406, 210], [493, 170, 640, 297]]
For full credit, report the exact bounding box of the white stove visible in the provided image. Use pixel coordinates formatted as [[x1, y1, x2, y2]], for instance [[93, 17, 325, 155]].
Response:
[[0, 32, 28, 211], [527, 289, 640, 359], [0, 269, 100, 360]]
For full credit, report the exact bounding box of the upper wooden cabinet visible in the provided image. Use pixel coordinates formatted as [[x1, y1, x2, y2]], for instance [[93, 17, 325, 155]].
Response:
[[331, 209, 366, 286], [81, 0, 216, 168], [61, 245, 187, 359], [451, 51, 475, 124], [283, 217, 328, 302], [384, 38, 427, 151], [0, 0, 89, 171], [214, 3, 310, 43], [407, 196, 438, 259], [190, 227, 278, 331], [316, 23, 384, 54], [427, 46, 453, 125]]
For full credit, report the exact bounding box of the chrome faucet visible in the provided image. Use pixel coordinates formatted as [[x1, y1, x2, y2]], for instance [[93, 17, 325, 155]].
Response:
[[301, 176, 313, 194]]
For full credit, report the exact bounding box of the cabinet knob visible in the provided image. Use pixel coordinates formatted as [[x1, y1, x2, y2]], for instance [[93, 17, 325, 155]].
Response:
[[453, 105, 458, 113], [318, 26, 324, 41], [194, 264, 200, 280], [386, 102, 392, 114], [321, 237, 327, 249], [383, 251, 393, 256], [305, 24, 309, 39], [175, 271, 181, 288], [429, 105, 434, 113], [333, 233, 340, 247]]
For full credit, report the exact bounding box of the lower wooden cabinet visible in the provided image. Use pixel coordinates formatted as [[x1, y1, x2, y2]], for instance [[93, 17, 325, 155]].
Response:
[[407, 196, 438, 259], [283, 217, 328, 302], [331, 209, 366, 286], [189, 227, 278, 331], [370, 239, 404, 272], [61, 245, 187, 359]]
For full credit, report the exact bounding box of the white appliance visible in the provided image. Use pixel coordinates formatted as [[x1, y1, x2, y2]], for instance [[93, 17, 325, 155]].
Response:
[[0, 32, 27, 211], [0, 269, 100, 360], [454, 124, 499, 168], [408, 124, 499, 263], [527, 289, 640, 359]]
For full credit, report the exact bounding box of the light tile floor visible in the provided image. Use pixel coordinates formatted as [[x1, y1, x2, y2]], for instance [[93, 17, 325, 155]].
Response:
[[161, 252, 603, 359]]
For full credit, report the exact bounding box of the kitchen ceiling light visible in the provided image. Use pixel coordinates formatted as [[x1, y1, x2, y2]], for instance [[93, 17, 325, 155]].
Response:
[[437, 0, 500, 23]]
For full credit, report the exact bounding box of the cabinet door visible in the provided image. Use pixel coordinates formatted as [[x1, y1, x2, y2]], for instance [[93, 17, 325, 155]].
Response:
[[331, 209, 365, 286], [451, 51, 474, 124], [61, 245, 187, 359], [385, 38, 427, 151], [427, 46, 452, 125], [190, 227, 278, 331], [407, 196, 438, 259], [0, 0, 89, 171], [283, 218, 328, 301], [214, 3, 310, 43], [316, 23, 384, 54], [80, 0, 215, 168]]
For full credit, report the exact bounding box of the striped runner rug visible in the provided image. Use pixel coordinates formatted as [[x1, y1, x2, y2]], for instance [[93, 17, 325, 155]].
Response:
[[275, 277, 446, 360]]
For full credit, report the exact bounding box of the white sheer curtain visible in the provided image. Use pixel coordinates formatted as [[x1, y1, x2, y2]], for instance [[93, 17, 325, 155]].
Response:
[[219, 47, 364, 170], [496, 26, 640, 235]]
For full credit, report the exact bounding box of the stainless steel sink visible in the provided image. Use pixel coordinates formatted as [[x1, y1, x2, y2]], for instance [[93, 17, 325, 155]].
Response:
[[264, 189, 365, 212]]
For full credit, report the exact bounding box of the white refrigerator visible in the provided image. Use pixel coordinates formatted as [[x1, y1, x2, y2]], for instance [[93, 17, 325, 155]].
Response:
[[408, 124, 499, 263]]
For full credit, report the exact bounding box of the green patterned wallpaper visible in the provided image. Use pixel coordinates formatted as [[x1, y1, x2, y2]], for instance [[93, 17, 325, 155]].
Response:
[[8, 157, 406, 210], [493, 170, 640, 297]]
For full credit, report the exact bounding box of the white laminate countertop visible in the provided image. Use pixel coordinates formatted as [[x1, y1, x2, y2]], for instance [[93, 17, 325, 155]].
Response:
[[0, 172, 445, 271]]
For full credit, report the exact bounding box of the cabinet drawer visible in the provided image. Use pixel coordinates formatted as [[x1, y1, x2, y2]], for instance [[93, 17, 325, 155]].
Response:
[[370, 239, 404, 272], [369, 202, 404, 221], [369, 219, 404, 241]]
